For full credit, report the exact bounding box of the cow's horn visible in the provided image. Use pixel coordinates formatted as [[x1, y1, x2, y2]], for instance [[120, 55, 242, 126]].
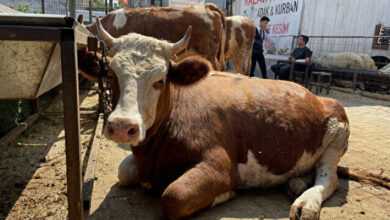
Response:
[[170, 26, 192, 56], [96, 17, 116, 48]]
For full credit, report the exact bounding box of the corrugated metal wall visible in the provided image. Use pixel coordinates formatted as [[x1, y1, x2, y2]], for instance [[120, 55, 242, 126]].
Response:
[[300, 0, 390, 57], [301, 0, 390, 36]]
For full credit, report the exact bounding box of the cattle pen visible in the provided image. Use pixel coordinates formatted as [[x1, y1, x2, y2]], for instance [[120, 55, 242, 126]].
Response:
[[0, 14, 111, 219]]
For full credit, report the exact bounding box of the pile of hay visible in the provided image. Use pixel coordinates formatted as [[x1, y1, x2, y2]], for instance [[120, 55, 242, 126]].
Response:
[[315, 52, 378, 70]]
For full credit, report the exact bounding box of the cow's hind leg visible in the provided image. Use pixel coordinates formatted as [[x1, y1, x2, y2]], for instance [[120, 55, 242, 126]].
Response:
[[289, 119, 349, 220], [161, 149, 234, 219], [118, 153, 140, 186]]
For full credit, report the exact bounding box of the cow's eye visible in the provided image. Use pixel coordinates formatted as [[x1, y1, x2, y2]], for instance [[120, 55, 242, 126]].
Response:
[[153, 80, 164, 90]]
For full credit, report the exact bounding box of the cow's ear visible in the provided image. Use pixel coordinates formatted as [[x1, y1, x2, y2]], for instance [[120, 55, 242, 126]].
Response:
[[168, 56, 212, 86], [77, 48, 99, 81]]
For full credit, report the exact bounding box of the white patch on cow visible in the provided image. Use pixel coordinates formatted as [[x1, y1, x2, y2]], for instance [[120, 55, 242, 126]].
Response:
[[193, 4, 213, 30], [237, 117, 349, 189], [112, 8, 127, 30], [211, 191, 235, 207], [274, 86, 307, 99], [209, 71, 245, 78], [118, 153, 140, 186]]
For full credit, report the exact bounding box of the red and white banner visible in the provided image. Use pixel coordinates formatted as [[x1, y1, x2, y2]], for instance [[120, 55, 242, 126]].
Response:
[[240, 0, 303, 55], [169, 0, 205, 7]]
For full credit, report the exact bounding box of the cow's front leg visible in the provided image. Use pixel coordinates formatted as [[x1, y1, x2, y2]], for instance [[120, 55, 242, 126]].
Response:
[[161, 162, 234, 220], [289, 147, 342, 220], [118, 153, 140, 186], [289, 120, 349, 220]]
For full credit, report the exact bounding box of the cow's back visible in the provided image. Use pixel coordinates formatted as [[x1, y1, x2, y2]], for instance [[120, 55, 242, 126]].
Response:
[[85, 6, 225, 70]]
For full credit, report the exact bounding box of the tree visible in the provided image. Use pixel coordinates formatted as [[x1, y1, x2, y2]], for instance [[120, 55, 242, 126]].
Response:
[[10, 3, 42, 13]]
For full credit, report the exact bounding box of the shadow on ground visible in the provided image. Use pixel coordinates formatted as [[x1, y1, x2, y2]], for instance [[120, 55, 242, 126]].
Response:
[[88, 179, 348, 219]]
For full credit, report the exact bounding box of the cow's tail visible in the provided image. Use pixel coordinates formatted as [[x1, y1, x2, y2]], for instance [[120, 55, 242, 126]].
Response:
[[337, 165, 390, 190], [206, 3, 226, 71]]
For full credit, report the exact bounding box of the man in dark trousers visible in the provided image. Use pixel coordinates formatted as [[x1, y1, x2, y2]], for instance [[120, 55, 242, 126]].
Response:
[[250, 16, 270, 78], [271, 35, 312, 80]]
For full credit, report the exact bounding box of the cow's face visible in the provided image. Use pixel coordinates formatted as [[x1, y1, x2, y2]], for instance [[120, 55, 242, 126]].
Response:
[[95, 18, 208, 146]]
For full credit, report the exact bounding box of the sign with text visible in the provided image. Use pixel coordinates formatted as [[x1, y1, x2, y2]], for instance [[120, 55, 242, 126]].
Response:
[[169, 0, 205, 7], [241, 0, 303, 55]]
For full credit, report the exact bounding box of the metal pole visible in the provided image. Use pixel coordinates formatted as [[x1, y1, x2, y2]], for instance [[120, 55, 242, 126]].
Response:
[[61, 27, 83, 220], [69, 0, 76, 18], [109, 0, 113, 11], [89, 0, 92, 23], [105, 0, 108, 14], [41, 0, 45, 14]]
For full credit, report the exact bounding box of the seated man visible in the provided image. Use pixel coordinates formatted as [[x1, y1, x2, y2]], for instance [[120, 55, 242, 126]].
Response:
[[271, 35, 311, 80]]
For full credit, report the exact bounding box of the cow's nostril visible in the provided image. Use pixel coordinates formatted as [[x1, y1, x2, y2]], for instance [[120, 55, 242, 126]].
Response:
[[127, 125, 139, 136]]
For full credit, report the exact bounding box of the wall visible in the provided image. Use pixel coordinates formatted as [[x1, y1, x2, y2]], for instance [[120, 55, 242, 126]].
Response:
[[300, 0, 390, 57]]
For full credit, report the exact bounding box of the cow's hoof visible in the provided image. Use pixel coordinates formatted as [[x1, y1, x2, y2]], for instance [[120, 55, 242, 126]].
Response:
[[289, 201, 319, 220], [287, 178, 308, 199]]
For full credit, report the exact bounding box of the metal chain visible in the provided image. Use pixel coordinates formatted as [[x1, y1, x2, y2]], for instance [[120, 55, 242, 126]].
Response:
[[96, 42, 113, 125]]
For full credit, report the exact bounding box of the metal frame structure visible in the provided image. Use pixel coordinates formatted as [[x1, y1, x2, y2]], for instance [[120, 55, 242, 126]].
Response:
[[0, 14, 99, 220]]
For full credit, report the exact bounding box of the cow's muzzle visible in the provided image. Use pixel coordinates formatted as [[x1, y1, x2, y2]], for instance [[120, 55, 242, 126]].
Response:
[[105, 118, 140, 144]]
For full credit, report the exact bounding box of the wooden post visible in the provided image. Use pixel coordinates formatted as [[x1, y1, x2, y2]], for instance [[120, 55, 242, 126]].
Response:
[[61, 28, 83, 220], [0, 113, 40, 149], [82, 113, 104, 212], [32, 98, 39, 113], [289, 62, 295, 81], [353, 72, 358, 91], [316, 74, 321, 94], [304, 64, 310, 88]]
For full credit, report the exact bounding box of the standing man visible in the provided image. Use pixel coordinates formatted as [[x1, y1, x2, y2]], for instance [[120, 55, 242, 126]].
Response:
[[250, 16, 270, 78]]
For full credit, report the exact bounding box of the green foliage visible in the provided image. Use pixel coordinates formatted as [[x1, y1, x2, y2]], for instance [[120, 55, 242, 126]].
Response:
[[10, 3, 42, 14], [92, 0, 107, 11]]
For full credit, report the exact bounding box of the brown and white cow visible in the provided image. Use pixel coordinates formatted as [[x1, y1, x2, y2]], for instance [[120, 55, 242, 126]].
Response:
[[92, 17, 350, 220], [225, 16, 255, 76], [81, 4, 226, 71]]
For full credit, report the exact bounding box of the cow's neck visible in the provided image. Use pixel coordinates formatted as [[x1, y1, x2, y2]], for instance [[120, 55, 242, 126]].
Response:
[[130, 82, 178, 185]]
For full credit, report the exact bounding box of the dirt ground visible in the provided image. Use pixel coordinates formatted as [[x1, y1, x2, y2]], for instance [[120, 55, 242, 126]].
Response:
[[1, 88, 390, 220]]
